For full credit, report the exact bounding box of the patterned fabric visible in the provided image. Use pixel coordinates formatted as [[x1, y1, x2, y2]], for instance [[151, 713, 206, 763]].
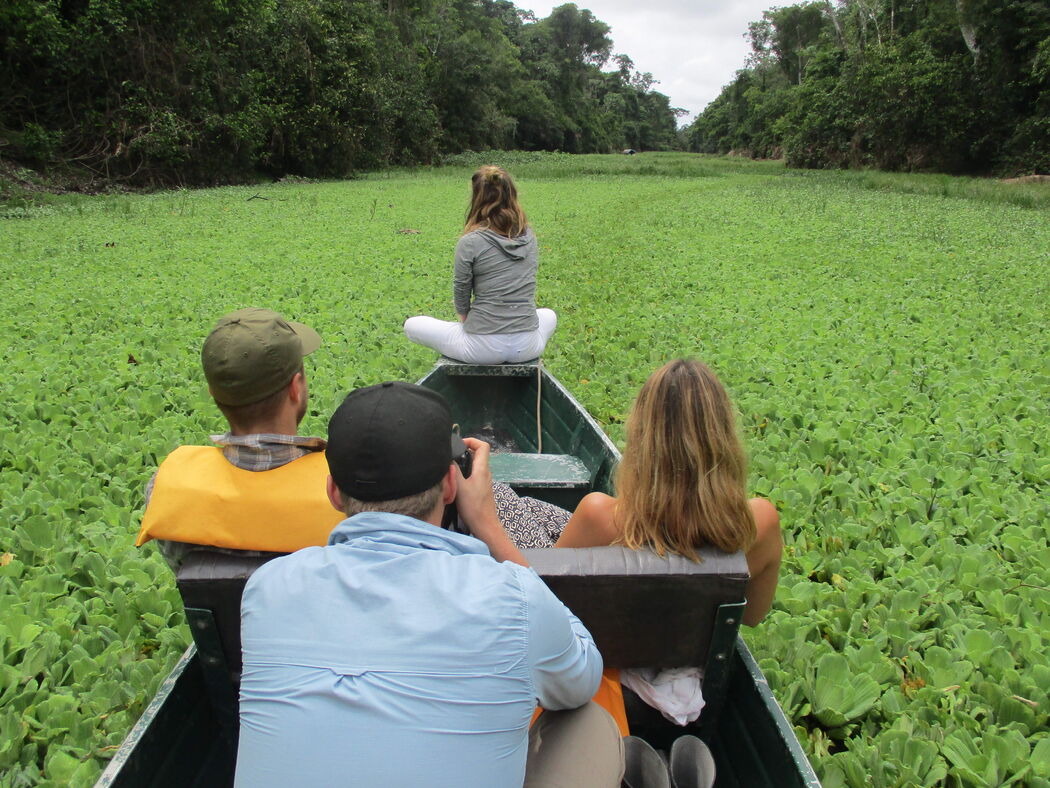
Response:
[[492, 482, 571, 549]]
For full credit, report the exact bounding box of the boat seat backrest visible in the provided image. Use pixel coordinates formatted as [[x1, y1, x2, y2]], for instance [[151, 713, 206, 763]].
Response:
[[524, 545, 749, 668], [177, 543, 748, 687], [177, 550, 283, 685]]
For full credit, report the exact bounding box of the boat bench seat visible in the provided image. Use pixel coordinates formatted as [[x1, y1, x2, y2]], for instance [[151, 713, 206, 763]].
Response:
[[523, 546, 748, 668], [438, 358, 541, 377], [176, 544, 748, 734], [489, 452, 591, 489]]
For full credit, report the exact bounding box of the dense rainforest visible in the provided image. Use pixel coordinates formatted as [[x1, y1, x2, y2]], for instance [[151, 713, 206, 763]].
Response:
[[4, 0, 1046, 186], [0, 0, 680, 185], [686, 0, 1050, 175]]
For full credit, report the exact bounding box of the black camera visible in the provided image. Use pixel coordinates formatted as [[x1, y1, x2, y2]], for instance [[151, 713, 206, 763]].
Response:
[[443, 448, 474, 534], [453, 446, 473, 479]]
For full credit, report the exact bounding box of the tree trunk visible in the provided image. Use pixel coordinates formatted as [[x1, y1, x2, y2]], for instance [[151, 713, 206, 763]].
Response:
[[957, 0, 980, 64], [825, 1, 846, 52]]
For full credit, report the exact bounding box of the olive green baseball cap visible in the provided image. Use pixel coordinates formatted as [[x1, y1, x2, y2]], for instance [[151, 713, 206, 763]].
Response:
[[201, 308, 321, 406]]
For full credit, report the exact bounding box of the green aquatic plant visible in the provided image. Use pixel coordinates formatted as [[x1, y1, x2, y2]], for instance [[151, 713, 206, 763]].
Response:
[[0, 153, 1047, 786]]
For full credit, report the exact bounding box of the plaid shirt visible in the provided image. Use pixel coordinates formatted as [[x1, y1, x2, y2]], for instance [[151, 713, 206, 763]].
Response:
[[209, 432, 327, 471], [145, 433, 327, 570]]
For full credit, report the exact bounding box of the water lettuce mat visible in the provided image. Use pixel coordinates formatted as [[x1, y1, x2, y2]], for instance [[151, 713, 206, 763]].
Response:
[[1, 153, 1047, 786]]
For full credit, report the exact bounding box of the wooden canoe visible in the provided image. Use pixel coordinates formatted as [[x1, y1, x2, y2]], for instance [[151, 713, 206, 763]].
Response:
[[96, 360, 820, 787]]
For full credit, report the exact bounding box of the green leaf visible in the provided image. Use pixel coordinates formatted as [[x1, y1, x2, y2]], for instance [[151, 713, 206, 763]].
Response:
[[963, 629, 995, 664], [1032, 738, 1050, 778], [17, 515, 55, 551], [917, 645, 973, 689], [807, 653, 882, 728], [17, 623, 43, 649], [984, 728, 1030, 778], [44, 748, 81, 782], [879, 730, 947, 787], [942, 730, 987, 784]]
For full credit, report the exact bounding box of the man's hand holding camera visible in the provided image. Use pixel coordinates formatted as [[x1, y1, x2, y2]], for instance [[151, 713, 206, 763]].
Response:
[[452, 438, 529, 567]]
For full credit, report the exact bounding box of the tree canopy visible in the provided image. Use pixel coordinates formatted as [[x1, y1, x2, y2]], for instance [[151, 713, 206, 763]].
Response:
[[687, 0, 1050, 175], [0, 0, 681, 184]]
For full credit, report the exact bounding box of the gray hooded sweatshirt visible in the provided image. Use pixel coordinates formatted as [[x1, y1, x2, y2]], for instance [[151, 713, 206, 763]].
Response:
[[453, 228, 539, 335]]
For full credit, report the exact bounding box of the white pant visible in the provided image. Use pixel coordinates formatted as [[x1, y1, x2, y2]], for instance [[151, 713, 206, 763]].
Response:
[[404, 309, 558, 364]]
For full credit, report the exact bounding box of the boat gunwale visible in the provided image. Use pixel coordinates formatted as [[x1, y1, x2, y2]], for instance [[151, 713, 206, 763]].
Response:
[[95, 647, 200, 787], [735, 639, 822, 787]]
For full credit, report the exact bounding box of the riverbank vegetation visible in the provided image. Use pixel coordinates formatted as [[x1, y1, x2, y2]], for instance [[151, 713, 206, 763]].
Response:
[[687, 0, 1050, 176], [0, 1, 680, 187]]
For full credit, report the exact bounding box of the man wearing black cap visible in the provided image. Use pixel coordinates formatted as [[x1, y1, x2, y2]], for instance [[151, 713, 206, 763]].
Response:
[[235, 382, 625, 788], [136, 307, 342, 567]]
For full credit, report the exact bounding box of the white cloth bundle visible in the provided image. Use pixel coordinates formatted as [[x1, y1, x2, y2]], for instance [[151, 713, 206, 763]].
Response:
[[621, 667, 706, 726]]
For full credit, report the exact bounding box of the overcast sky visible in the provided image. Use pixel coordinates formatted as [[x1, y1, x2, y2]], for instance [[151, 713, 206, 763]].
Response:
[[523, 0, 774, 124]]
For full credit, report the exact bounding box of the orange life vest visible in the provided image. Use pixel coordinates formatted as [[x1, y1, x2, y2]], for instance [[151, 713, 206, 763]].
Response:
[[532, 669, 629, 736], [135, 446, 343, 552]]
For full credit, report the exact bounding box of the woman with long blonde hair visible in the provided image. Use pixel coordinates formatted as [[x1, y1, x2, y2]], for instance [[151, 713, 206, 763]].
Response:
[[557, 359, 783, 626], [404, 165, 557, 364], [545, 359, 782, 755]]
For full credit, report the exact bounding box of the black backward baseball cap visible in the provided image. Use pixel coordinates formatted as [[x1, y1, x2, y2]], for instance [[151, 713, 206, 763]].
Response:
[[327, 382, 467, 501]]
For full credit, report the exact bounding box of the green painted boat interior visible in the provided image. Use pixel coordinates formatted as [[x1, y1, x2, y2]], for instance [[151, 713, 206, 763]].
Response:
[[98, 643, 818, 788], [421, 361, 617, 511]]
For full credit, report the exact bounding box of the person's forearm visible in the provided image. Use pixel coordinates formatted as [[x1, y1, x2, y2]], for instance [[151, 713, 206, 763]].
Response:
[[453, 291, 471, 315], [521, 554, 604, 713], [455, 438, 527, 565], [471, 516, 529, 567]]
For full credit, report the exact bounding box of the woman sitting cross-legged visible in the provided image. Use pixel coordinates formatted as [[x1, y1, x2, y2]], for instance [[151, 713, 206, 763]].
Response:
[[404, 165, 557, 364]]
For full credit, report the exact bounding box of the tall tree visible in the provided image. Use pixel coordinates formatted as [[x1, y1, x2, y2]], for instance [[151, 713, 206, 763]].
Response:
[[687, 0, 1050, 174], [0, 0, 682, 183]]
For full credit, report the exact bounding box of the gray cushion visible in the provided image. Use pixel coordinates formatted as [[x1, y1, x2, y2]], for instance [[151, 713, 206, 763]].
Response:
[[177, 543, 749, 683]]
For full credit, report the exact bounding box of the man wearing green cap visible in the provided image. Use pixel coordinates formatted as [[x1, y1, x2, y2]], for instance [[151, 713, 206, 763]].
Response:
[[135, 307, 343, 569]]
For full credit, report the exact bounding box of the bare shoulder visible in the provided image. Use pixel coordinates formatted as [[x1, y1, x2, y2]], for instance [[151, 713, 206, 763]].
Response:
[[556, 492, 619, 548], [577, 491, 617, 521], [749, 497, 780, 533], [574, 492, 620, 543], [747, 498, 783, 567]]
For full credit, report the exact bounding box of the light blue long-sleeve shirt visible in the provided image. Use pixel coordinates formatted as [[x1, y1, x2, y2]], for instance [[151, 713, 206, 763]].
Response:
[[234, 512, 603, 788]]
